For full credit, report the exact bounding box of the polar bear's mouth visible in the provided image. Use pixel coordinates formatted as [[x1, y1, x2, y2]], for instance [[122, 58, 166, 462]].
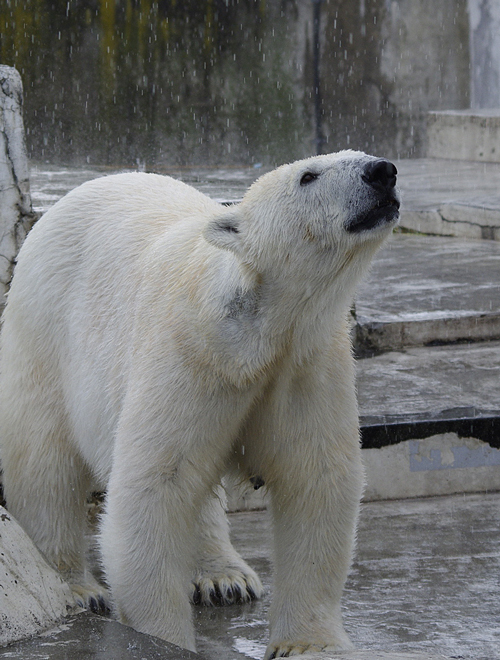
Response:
[[346, 196, 400, 233]]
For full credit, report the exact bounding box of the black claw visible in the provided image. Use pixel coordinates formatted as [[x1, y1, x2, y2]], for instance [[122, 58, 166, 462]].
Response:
[[268, 653, 276, 660], [88, 595, 109, 614], [192, 585, 202, 606], [209, 587, 224, 606], [215, 585, 224, 605], [233, 584, 243, 602], [97, 595, 110, 614], [247, 585, 257, 600]]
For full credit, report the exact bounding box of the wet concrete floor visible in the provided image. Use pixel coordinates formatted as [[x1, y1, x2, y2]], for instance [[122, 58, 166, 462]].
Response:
[[2, 492, 498, 660], [198, 493, 500, 660], [356, 233, 500, 325]]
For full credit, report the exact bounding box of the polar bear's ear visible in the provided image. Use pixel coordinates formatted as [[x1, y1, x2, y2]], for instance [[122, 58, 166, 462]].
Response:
[[203, 210, 242, 254]]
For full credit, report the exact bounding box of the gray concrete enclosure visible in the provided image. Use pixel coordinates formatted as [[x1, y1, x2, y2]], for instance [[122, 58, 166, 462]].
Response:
[[0, 1, 497, 166]]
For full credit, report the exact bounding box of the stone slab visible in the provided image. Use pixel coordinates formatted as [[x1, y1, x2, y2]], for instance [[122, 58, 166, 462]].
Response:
[[395, 157, 500, 238], [0, 611, 199, 659], [427, 109, 500, 163], [355, 234, 500, 352]]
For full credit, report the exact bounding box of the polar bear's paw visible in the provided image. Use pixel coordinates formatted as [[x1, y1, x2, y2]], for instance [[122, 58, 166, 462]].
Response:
[[264, 639, 354, 659], [69, 577, 111, 614], [190, 563, 264, 606], [265, 643, 324, 659]]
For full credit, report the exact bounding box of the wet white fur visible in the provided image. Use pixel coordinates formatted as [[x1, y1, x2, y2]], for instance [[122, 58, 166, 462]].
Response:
[[0, 151, 396, 657]]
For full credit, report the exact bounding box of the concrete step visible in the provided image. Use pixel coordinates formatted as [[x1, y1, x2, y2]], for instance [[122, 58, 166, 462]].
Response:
[[354, 234, 500, 354], [395, 157, 500, 239], [357, 341, 500, 500]]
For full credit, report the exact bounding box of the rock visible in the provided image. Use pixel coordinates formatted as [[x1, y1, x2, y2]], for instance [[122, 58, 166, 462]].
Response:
[[0, 65, 37, 307], [0, 505, 77, 647]]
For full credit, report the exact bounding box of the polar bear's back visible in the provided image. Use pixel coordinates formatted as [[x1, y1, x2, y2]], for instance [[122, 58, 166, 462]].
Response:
[[1, 173, 222, 479], [9, 172, 219, 311], [37, 171, 219, 243]]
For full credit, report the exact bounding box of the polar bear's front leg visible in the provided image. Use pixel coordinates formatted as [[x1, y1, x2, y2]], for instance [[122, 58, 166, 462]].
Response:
[[263, 445, 362, 660], [243, 349, 363, 660], [264, 455, 362, 659], [191, 485, 264, 606], [101, 460, 199, 651], [99, 369, 256, 651]]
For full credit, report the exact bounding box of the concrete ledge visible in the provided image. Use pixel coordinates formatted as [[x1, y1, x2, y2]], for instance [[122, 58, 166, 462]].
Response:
[[399, 206, 500, 240], [360, 408, 500, 449], [360, 409, 500, 500], [355, 311, 500, 355], [427, 109, 500, 163], [363, 432, 500, 501]]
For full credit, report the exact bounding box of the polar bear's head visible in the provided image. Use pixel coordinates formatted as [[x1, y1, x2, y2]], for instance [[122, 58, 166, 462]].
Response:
[[204, 150, 400, 276]]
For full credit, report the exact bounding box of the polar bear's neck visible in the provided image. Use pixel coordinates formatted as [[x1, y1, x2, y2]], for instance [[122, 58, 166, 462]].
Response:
[[207, 240, 378, 382]]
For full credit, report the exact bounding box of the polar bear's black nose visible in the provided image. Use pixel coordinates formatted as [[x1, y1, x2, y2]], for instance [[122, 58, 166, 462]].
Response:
[[362, 159, 397, 190]]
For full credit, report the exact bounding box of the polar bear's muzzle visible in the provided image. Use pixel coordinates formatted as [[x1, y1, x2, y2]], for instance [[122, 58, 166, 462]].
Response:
[[346, 158, 400, 233]]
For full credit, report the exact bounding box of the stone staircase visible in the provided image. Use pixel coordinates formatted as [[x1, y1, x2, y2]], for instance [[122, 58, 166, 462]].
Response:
[[355, 234, 500, 501], [349, 112, 500, 501]]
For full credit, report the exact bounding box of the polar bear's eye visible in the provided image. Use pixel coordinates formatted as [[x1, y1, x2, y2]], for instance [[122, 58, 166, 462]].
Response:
[[300, 172, 319, 186]]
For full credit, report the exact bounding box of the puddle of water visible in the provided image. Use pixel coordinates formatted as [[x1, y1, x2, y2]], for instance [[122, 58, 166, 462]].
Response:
[[232, 637, 267, 659]]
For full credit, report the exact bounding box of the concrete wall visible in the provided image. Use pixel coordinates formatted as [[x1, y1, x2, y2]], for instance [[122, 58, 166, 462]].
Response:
[[0, 0, 482, 164], [427, 108, 500, 162], [469, 0, 500, 109]]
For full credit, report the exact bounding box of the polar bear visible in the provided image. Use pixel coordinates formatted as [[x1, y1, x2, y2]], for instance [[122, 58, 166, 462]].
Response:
[[0, 151, 399, 658]]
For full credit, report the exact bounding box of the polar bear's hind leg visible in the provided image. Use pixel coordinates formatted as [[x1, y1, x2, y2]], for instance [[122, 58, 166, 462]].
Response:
[[0, 349, 109, 612], [190, 486, 264, 606]]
